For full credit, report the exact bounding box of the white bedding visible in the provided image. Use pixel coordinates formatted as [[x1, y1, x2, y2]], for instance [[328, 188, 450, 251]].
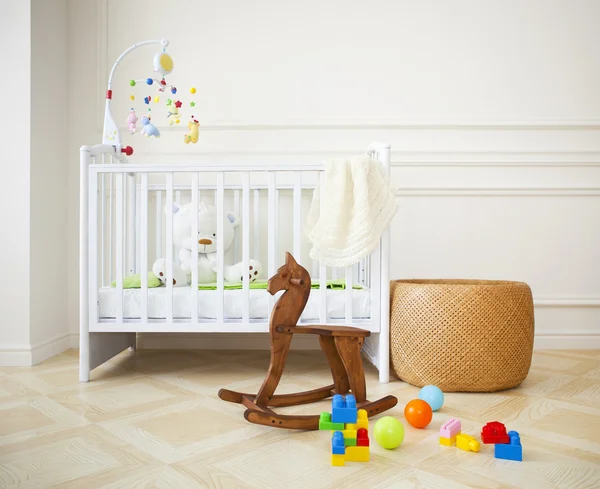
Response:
[[98, 286, 371, 320]]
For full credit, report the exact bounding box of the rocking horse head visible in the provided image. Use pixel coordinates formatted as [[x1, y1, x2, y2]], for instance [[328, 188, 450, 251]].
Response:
[[267, 252, 311, 295]]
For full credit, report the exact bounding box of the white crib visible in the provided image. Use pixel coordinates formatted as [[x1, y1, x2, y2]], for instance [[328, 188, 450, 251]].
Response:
[[79, 143, 392, 383]]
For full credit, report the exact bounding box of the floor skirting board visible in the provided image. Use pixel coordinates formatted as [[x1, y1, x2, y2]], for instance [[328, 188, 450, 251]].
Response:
[[0, 333, 71, 367], [64, 333, 600, 352]]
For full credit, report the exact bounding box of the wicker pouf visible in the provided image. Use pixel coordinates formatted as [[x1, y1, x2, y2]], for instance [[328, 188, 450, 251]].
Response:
[[390, 279, 534, 392]]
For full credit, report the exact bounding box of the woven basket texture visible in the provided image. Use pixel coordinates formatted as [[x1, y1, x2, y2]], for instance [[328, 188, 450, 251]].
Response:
[[390, 279, 535, 392]]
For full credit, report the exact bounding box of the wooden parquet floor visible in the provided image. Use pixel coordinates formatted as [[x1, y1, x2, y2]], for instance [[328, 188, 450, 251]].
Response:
[[0, 349, 599, 488]]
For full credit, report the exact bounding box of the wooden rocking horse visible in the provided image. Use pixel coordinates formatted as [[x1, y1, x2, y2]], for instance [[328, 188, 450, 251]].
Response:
[[218, 252, 398, 429]]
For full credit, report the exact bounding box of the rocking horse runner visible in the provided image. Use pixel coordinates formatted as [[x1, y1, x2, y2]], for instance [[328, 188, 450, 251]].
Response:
[[218, 252, 398, 429]]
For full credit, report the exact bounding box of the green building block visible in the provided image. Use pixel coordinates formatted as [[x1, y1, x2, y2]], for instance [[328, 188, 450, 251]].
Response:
[[319, 412, 345, 431], [345, 438, 357, 447]]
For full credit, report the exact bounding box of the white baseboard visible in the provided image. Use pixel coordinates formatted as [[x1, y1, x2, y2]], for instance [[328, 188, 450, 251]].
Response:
[[31, 333, 72, 365], [64, 332, 600, 352], [0, 350, 32, 367], [0, 332, 71, 367], [533, 335, 600, 350]]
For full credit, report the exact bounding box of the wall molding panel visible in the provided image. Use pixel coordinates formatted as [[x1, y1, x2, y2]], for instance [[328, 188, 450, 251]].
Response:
[[67, 0, 600, 354]]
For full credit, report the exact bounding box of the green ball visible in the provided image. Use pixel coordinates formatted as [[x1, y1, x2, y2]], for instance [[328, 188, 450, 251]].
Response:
[[129, 80, 136, 86], [374, 416, 404, 449]]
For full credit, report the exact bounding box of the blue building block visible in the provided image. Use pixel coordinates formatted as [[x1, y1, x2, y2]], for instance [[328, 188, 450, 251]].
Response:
[[494, 431, 522, 462], [331, 394, 357, 424], [332, 431, 346, 455]]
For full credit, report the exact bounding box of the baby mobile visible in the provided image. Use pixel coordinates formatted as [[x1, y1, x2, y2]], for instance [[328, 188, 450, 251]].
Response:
[[127, 66, 199, 143], [101, 38, 200, 158]]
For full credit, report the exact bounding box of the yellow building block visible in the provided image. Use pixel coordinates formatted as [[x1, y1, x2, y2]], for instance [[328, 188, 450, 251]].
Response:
[[342, 429, 357, 439], [456, 433, 480, 452], [439, 435, 455, 446], [332, 454, 345, 466], [346, 409, 369, 431], [345, 446, 370, 462]]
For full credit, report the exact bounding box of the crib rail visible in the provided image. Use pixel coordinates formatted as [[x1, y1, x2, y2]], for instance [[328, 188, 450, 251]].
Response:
[[82, 148, 389, 337]]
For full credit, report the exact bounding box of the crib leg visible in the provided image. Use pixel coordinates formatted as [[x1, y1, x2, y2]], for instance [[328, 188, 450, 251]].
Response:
[[128, 334, 137, 352], [79, 362, 90, 383], [79, 327, 90, 383]]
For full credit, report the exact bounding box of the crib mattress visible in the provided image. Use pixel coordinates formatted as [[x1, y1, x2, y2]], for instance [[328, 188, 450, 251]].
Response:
[[98, 286, 371, 320]]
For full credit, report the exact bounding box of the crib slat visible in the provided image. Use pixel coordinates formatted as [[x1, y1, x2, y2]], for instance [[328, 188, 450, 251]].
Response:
[[127, 174, 136, 275], [318, 172, 327, 324], [268, 173, 276, 311], [135, 182, 141, 274], [115, 173, 124, 323], [88, 168, 99, 327], [311, 184, 318, 282], [191, 172, 199, 325], [100, 174, 105, 286], [345, 265, 353, 323], [293, 171, 302, 262], [275, 189, 280, 256], [216, 172, 225, 324], [242, 172, 250, 323], [155, 190, 162, 259], [371, 239, 381, 334], [109, 174, 113, 284], [253, 189, 260, 261], [175, 190, 181, 205], [140, 173, 149, 324], [165, 173, 174, 323], [233, 189, 240, 264]]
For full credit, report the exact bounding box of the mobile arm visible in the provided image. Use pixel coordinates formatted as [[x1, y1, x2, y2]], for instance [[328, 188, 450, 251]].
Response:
[[102, 39, 170, 154]]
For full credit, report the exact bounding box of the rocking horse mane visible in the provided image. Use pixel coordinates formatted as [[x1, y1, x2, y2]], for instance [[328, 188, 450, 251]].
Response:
[[267, 252, 312, 332]]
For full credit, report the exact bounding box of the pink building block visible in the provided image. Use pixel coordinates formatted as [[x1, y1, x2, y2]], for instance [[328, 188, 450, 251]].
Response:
[[440, 418, 462, 439]]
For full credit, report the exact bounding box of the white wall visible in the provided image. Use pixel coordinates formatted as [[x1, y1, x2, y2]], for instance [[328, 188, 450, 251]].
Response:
[[0, 0, 69, 366], [68, 0, 600, 349], [30, 0, 70, 361], [0, 0, 32, 365]]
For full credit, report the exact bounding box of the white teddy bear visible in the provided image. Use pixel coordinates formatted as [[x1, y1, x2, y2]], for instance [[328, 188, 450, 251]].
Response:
[[152, 202, 262, 286]]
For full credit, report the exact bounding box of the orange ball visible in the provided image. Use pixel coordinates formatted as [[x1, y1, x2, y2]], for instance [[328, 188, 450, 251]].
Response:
[[404, 399, 433, 429]]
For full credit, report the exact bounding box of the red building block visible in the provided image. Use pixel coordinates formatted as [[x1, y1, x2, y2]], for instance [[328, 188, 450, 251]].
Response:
[[357, 428, 370, 447], [481, 421, 510, 444]]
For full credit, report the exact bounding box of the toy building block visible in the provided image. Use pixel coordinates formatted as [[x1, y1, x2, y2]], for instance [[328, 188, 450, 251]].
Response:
[[456, 433, 481, 453], [346, 409, 368, 431], [439, 436, 453, 447], [319, 412, 345, 431], [332, 431, 346, 455], [494, 431, 522, 461], [332, 394, 357, 424], [345, 438, 357, 447], [357, 428, 370, 447], [439, 418, 462, 446], [345, 446, 369, 462], [481, 421, 510, 444], [342, 428, 357, 439], [440, 418, 461, 439], [331, 454, 345, 466]]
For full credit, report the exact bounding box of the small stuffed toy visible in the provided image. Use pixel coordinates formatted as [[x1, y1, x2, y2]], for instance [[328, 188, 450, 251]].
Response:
[[152, 202, 262, 287], [141, 115, 161, 138], [184, 117, 199, 144], [127, 108, 138, 134]]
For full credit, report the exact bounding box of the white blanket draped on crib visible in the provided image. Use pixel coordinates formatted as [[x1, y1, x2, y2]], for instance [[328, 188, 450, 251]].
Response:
[[305, 154, 396, 268]]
